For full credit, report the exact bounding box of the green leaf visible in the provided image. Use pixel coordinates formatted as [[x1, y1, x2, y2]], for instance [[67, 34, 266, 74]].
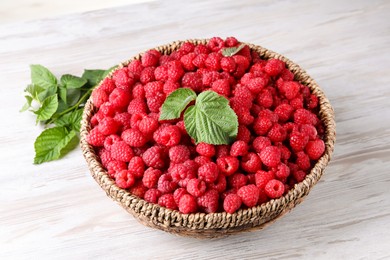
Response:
[[56, 99, 69, 114], [30, 64, 57, 89], [37, 84, 57, 102], [34, 127, 77, 164], [222, 44, 246, 57], [58, 87, 80, 107], [159, 88, 197, 120], [82, 69, 106, 87], [60, 74, 87, 89], [183, 90, 238, 145], [25, 84, 44, 100], [34, 95, 58, 122], [55, 109, 83, 132], [20, 96, 33, 112]]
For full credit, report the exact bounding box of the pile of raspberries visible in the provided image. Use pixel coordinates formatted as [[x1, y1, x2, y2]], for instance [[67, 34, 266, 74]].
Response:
[[87, 37, 325, 214]]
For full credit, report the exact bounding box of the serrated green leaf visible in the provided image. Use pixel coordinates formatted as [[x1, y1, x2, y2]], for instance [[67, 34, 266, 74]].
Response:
[[56, 99, 69, 114], [20, 96, 33, 112], [58, 87, 80, 107], [159, 88, 197, 120], [37, 84, 57, 102], [34, 127, 77, 164], [30, 64, 57, 89], [34, 95, 58, 122], [222, 44, 246, 57], [55, 109, 83, 132], [60, 74, 87, 89], [82, 69, 106, 87], [183, 90, 238, 145]]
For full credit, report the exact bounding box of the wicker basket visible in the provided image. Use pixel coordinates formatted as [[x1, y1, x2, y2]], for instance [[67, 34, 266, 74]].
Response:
[[80, 39, 336, 238]]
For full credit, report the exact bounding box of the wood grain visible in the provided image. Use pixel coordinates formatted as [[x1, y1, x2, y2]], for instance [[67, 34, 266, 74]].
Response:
[[1, 0, 389, 259]]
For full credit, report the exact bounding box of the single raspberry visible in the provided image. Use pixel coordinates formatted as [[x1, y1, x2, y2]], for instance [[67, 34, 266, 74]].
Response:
[[173, 188, 188, 205], [202, 70, 220, 87], [256, 88, 273, 108], [142, 167, 162, 188], [241, 153, 262, 173], [109, 88, 131, 109], [153, 125, 181, 147], [205, 52, 222, 71], [103, 134, 121, 151], [246, 77, 266, 94], [293, 170, 306, 182], [86, 127, 105, 147], [260, 109, 279, 123], [163, 80, 180, 95], [307, 94, 319, 109], [194, 44, 210, 55], [211, 79, 230, 97], [154, 65, 168, 81], [237, 45, 252, 61], [169, 145, 190, 164], [255, 170, 275, 189], [264, 179, 284, 199], [169, 163, 191, 182], [138, 116, 159, 136], [197, 189, 219, 213], [215, 145, 230, 158], [121, 128, 147, 147], [300, 124, 318, 140], [290, 95, 304, 110], [280, 68, 294, 81], [278, 143, 292, 161], [217, 156, 239, 176], [208, 173, 227, 193], [236, 125, 251, 143], [178, 194, 197, 214], [207, 37, 225, 52], [132, 146, 148, 157], [167, 60, 184, 82], [228, 173, 248, 189], [99, 102, 116, 117], [115, 170, 135, 189], [223, 193, 242, 214], [230, 140, 249, 157], [196, 162, 219, 184], [275, 104, 294, 122], [296, 151, 311, 170], [140, 67, 156, 84], [240, 73, 255, 85], [253, 116, 273, 136], [181, 72, 203, 92], [114, 112, 132, 131], [180, 53, 197, 71], [157, 174, 177, 194], [97, 117, 119, 136], [144, 188, 161, 203], [112, 67, 135, 89], [142, 50, 160, 67], [144, 81, 164, 98], [221, 56, 236, 73], [130, 112, 146, 129], [100, 149, 114, 167], [224, 37, 238, 47], [142, 146, 166, 169], [196, 143, 216, 157], [147, 92, 166, 113], [107, 160, 127, 178], [99, 78, 116, 94], [282, 81, 300, 100], [129, 181, 147, 198], [294, 109, 317, 125], [159, 55, 171, 65], [233, 85, 254, 104], [158, 194, 177, 210], [91, 88, 108, 108], [233, 55, 250, 78], [127, 60, 143, 80], [268, 124, 287, 142], [275, 163, 290, 180], [186, 178, 207, 197], [290, 131, 309, 152], [237, 184, 259, 207], [179, 42, 195, 53], [260, 146, 281, 167], [127, 98, 147, 114], [305, 139, 325, 160], [264, 59, 285, 76], [110, 141, 134, 162], [252, 136, 272, 153], [192, 53, 208, 69], [127, 156, 145, 178]]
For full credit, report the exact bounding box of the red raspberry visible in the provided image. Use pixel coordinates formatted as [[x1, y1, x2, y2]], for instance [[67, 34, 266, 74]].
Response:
[[246, 77, 266, 94], [154, 65, 168, 81], [275, 104, 294, 122], [142, 50, 160, 67], [205, 52, 222, 71], [99, 102, 116, 117], [260, 146, 281, 167], [173, 188, 188, 205], [140, 67, 156, 84], [144, 81, 164, 97], [228, 173, 248, 189], [253, 116, 273, 136], [158, 194, 177, 210], [211, 79, 230, 97], [147, 92, 166, 113], [91, 88, 108, 108], [240, 73, 255, 85], [129, 181, 147, 198], [201, 70, 220, 87], [144, 188, 161, 203], [264, 179, 284, 199], [115, 170, 135, 189], [127, 156, 145, 178], [255, 170, 275, 189], [217, 156, 239, 176], [224, 37, 238, 47], [194, 44, 210, 55], [198, 162, 219, 183], [114, 112, 132, 131], [142, 146, 166, 169], [178, 194, 197, 214], [196, 143, 215, 157], [138, 116, 159, 136], [99, 78, 116, 94], [127, 60, 144, 80], [163, 80, 180, 95], [197, 189, 219, 213], [153, 125, 181, 147], [103, 134, 121, 151], [100, 149, 114, 167], [294, 109, 317, 125], [293, 170, 306, 182], [194, 155, 209, 166], [180, 53, 197, 71], [86, 127, 105, 147], [230, 140, 249, 157], [167, 60, 184, 82], [237, 184, 259, 207], [275, 163, 290, 180], [127, 98, 147, 114], [179, 42, 195, 53], [192, 53, 208, 68], [170, 163, 193, 182], [307, 94, 319, 109], [215, 145, 230, 158], [107, 160, 127, 178], [221, 56, 236, 73], [290, 131, 309, 152], [233, 85, 254, 104], [300, 124, 318, 140], [290, 95, 304, 110], [268, 124, 287, 142], [252, 136, 272, 153], [233, 55, 250, 78], [122, 128, 147, 147], [112, 67, 135, 89], [237, 45, 252, 61], [236, 125, 251, 143], [305, 139, 325, 160], [282, 81, 300, 100], [110, 141, 134, 162], [207, 37, 225, 52], [223, 193, 242, 213], [278, 143, 291, 161], [181, 72, 203, 92], [142, 167, 162, 188], [157, 174, 177, 194], [296, 151, 311, 170], [256, 88, 273, 108], [208, 173, 227, 193], [264, 59, 285, 76], [280, 68, 294, 81], [130, 112, 146, 129], [169, 145, 190, 164], [109, 88, 131, 109], [186, 178, 207, 197], [241, 153, 261, 173]]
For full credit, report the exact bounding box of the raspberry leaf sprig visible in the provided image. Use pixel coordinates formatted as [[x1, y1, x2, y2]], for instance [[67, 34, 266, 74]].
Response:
[[21, 65, 114, 164], [159, 88, 238, 145]]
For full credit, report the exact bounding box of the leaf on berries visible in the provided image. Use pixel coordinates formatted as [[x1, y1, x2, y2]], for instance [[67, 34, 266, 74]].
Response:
[[82, 69, 107, 87], [184, 90, 238, 145], [55, 109, 83, 132], [160, 88, 197, 120], [60, 74, 87, 89], [34, 126, 78, 164], [34, 95, 58, 122], [30, 64, 57, 89], [222, 44, 246, 57]]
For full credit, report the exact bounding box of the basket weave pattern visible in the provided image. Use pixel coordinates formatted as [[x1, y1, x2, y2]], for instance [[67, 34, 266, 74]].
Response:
[[80, 39, 336, 238]]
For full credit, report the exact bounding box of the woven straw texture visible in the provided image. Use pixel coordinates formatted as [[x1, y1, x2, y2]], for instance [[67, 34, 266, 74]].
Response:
[[80, 39, 336, 238]]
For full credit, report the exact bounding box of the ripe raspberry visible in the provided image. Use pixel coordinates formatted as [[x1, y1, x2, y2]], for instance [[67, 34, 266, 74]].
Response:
[[91, 88, 108, 108], [167, 60, 184, 82], [233, 55, 250, 78], [236, 125, 251, 143], [264, 59, 285, 76], [194, 156, 210, 166], [253, 116, 273, 136], [99, 102, 116, 117], [121, 128, 147, 148], [237, 185, 259, 207], [142, 50, 160, 67], [296, 151, 311, 170], [196, 143, 215, 157], [144, 188, 161, 203], [129, 181, 147, 198], [180, 53, 197, 71], [205, 52, 222, 71], [107, 160, 127, 178], [208, 173, 227, 193], [186, 178, 207, 197], [103, 134, 121, 151], [138, 116, 159, 136], [268, 124, 287, 142], [144, 81, 164, 98], [115, 170, 135, 189], [113, 112, 132, 131], [211, 79, 230, 97], [146, 92, 166, 113], [192, 53, 208, 69], [246, 77, 266, 94], [142, 167, 162, 188], [221, 56, 236, 73], [126, 99, 147, 116], [207, 37, 225, 52], [110, 141, 134, 162], [178, 194, 197, 214], [290, 131, 309, 152], [256, 88, 273, 108], [130, 112, 146, 129], [127, 60, 143, 80], [194, 44, 210, 55], [158, 194, 177, 210], [224, 37, 238, 47], [97, 117, 119, 136], [127, 156, 145, 178], [142, 146, 166, 169], [169, 145, 190, 164], [264, 179, 284, 199], [154, 65, 168, 81], [241, 153, 261, 173], [163, 80, 180, 95], [240, 73, 255, 85], [112, 67, 135, 89], [255, 170, 275, 189], [201, 70, 220, 87], [275, 163, 290, 180], [278, 143, 292, 161], [300, 124, 317, 140], [307, 94, 319, 109], [290, 95, 304, 110], [260, 146, 281, 167], [294, 109, 317, 125], [197, 162, 219, 183], [173, 188, 188, 205], [99, 78, 116, 93], [100, 149, 114, 167], [140, 67, 156, 84], [292, 170, 306, 182], [275, 104, 294, 122], [280, 68, 294, 81], [157, 174, 177, 194], [223, 193, 242, 214], [282, 81, 300, 100], [237, 45, 252, 61], [252, 136, 272, 153], [181, 72, 203, 92], [197, 189, 219, 213], [228, 173, 248, 189], [305, 139, 325, 160], [109, 88, 131, 109], [230, 140, 249, 157], [153, 125, 181, 147], [215, 145, 230, 158], [86, 127, 105, 147], [179, 42, 195, 53], [217, 156, 239, 176]]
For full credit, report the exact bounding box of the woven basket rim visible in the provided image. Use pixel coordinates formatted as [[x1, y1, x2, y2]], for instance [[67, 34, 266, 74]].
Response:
[[80, 39, 336, 238]]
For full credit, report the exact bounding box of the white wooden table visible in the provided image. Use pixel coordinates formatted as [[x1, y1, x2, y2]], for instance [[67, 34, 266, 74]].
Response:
[[1, 0, 390, 259]]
